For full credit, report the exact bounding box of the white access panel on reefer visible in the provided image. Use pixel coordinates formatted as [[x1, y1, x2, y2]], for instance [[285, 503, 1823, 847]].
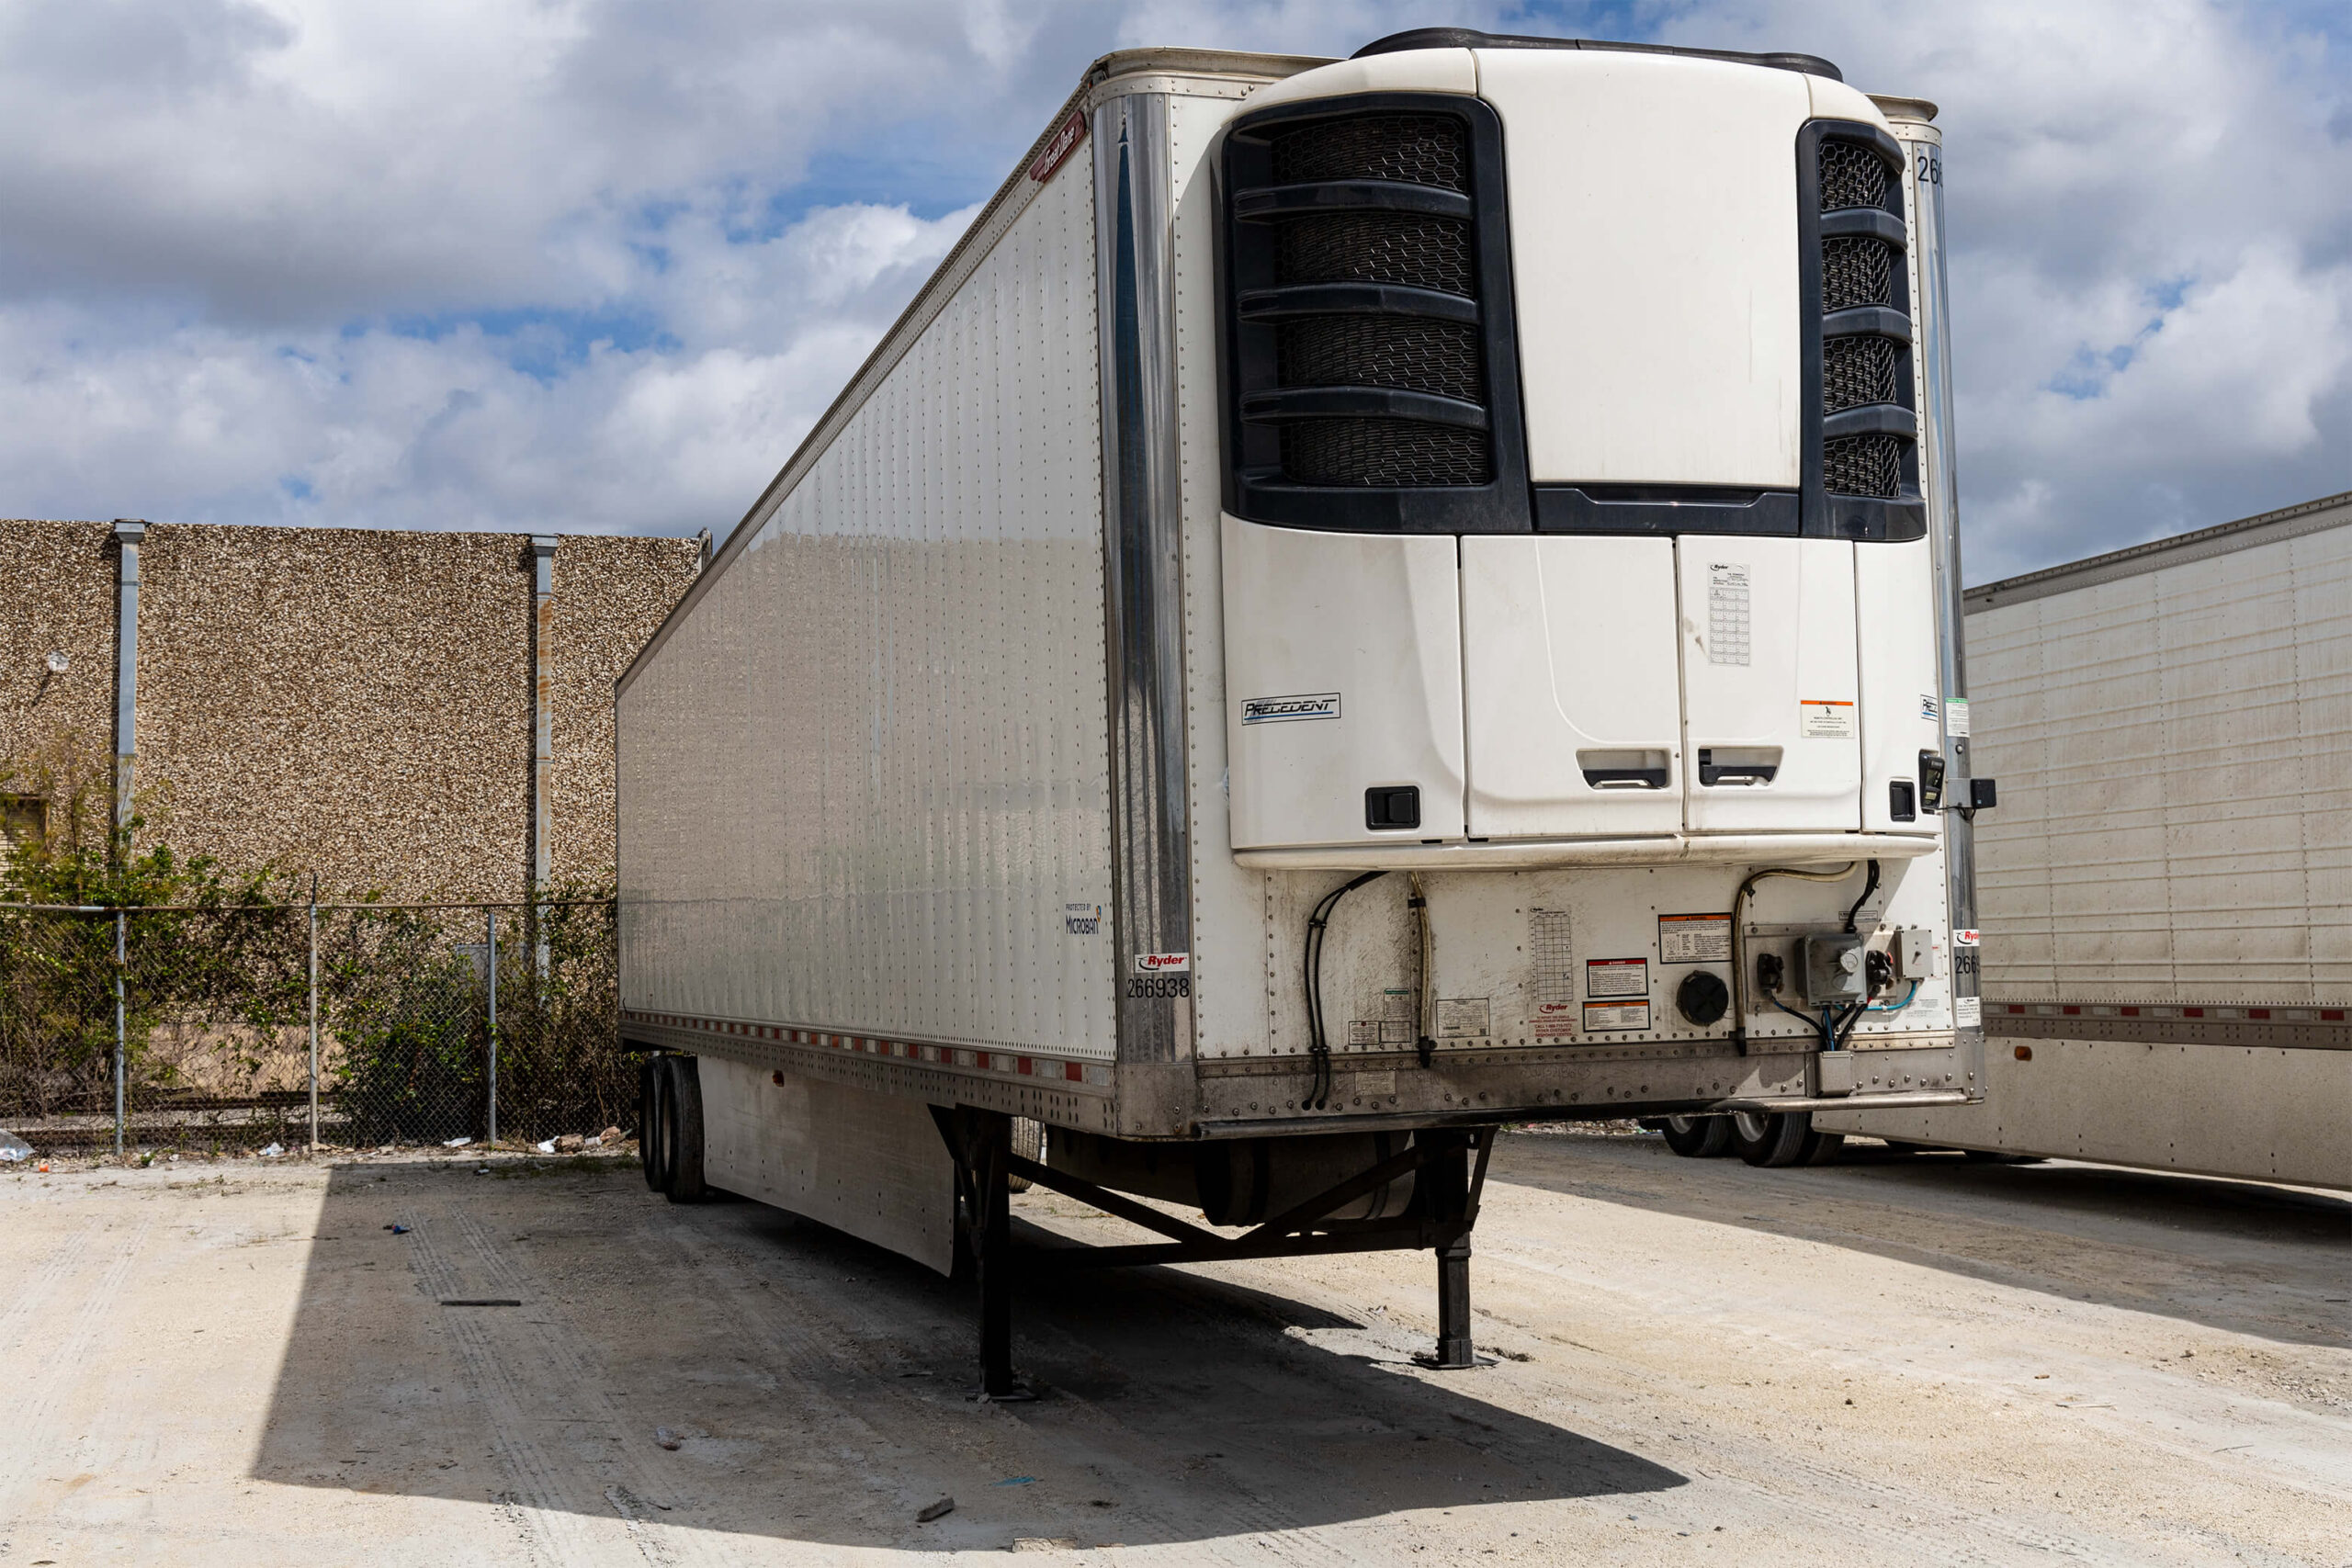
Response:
[[1221, 513, 1468, 850], [1679, 536, 1861, 832], [1481, 48, 1808, 490], [1856, 537, 1945, 837], [1460, 535, 1683, 838]]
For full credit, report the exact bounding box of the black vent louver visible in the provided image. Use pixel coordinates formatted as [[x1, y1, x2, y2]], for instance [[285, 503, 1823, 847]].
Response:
[[1799, 122, 1925, 539], [1219, 95, 1530, 533]]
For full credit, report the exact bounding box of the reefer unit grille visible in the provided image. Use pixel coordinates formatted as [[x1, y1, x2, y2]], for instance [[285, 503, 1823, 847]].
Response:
[[1816, 141, 1889, 212], [1277, 314, 1485, 404], [1282, 417, 1494, 487], [1820, 234, 1894, 313], [1805, 123, 1920, 516], [1219, 93, 1529, 532], [1271, 113, 1469, 190], [1275, 212, 1476, 295]]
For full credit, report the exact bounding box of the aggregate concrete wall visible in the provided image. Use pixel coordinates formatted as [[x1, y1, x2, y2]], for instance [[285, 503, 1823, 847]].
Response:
[[0, 520, 699, 900]]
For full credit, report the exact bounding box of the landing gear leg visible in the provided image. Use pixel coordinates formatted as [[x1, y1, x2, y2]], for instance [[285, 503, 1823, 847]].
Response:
[[973, 1112, 1023, 1399], [1433, 1235, 1476, 1369], [1419, 1129, 1493, 1371], [933, 1106, 1034, 1402]]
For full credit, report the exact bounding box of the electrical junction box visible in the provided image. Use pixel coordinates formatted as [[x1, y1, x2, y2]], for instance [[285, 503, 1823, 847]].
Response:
[[1894, 927, 1938, 980], [1800, 933, 1867, 1005]]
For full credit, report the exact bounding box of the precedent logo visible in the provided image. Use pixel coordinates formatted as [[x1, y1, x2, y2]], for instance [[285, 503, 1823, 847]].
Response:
[[1240, 692, 1340, 725]]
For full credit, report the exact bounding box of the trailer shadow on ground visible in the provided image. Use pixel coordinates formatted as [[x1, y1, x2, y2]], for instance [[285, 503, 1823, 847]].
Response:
[[251, 1159, 1684, 1552], [1493, 1132, 2352, 1351]]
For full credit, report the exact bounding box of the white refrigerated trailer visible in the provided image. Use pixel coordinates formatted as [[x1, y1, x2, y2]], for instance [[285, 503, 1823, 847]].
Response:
[[616, 28, 1990, 1391], [1818, 491, 2352, 1189]]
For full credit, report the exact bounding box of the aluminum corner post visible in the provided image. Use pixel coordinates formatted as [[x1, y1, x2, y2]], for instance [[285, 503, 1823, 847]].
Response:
[[1094, 92, 1194, 1124], [111, 519, 148, 835], [1884, 104, 1984, 1059]]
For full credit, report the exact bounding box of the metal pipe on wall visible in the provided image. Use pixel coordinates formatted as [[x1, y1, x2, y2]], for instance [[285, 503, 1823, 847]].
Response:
[[110, 519, 147, 836], [529, 536, 557, 972]]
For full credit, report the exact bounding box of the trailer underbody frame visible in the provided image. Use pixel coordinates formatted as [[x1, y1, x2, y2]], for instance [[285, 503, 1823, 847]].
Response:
[[931, 1106, 1497, 1397]]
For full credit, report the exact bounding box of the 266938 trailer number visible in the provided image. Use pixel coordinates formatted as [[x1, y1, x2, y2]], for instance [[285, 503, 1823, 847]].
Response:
[[1127, 976, 1191, 999]]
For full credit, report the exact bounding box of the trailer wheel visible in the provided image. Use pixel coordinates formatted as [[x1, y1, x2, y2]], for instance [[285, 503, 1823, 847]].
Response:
[[639, 1056, 668, 1193], [1005, 1117, 1042, 1193], [663, 1055, 708, 1203], [1661, 1115, 1733, 1158], [1733, 1111, 1822, 1168]]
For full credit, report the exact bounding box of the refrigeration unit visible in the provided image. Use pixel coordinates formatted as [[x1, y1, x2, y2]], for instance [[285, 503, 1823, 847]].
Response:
[[616, 28, 1988, 1390]]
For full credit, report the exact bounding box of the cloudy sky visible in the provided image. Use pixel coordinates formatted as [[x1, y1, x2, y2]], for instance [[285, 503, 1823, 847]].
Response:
[[0, 0, 2344, 582]]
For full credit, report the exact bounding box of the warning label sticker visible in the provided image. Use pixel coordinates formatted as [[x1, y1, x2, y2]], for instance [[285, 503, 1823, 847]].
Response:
[[1586, 958, 1648, 998], [1583, 998, 1652, 1032], [1800, 699, 1856, 739], [1658, 912, 1732, 964], [1944, 697, 1972, 738], [1348, 1020, 1381, 1046], [1435, 998, 1490, 1039], [1706, 563, 1751, 667], [1955, 994, 1983, 1029]]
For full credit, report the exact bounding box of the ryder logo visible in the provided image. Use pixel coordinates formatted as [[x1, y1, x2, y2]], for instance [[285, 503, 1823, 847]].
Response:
[[1240, 692, 1340, 725], [1135, 952, 1192, 975]]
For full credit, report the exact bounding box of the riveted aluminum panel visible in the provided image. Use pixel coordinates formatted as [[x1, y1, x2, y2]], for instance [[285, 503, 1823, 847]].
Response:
[[617, 143, 1117, 1060], [1970, 518, 2352, 1008]]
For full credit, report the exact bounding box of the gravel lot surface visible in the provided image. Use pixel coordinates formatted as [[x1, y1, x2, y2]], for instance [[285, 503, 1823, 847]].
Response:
[[1, 1131, 2345, 1565]]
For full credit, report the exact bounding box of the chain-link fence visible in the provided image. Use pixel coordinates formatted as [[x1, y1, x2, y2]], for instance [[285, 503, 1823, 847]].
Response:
[[0, 899, 628, 1156]]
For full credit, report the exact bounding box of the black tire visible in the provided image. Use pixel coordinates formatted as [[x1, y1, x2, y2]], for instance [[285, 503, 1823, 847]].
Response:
[[1807, 1131, 1848, 1165], [1005, 1117, 1042, 1193], [1734, 1111, 1823, 1168], [639, 1056, 667, 1192], [664, 1055, 707, 1203], [1661, 1115, 1734, 1158]]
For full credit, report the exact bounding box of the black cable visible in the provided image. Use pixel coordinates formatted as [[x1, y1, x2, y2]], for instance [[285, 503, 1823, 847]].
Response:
[[1304, 870, 1386, 1111], [1842, 858, 1882, 933]]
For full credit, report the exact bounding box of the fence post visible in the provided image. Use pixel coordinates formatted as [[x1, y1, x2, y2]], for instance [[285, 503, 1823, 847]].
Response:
[[308, 878, 320, 1152], [486, 908, 499, 1146], [113, 908, 127, 1156]]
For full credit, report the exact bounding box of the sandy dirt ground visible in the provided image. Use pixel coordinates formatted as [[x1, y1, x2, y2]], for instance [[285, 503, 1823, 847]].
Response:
[[1, 1131, 2345, 1566]]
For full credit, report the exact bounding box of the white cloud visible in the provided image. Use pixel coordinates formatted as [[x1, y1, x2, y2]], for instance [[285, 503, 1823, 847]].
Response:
[[0, 0, 2342, 579]]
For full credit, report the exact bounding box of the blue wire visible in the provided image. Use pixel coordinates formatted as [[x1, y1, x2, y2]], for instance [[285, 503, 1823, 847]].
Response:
[[1867, 980, 1921, 1014]]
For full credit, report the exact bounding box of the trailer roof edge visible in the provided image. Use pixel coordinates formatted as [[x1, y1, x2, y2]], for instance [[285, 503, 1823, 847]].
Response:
[[615, 48, 1329, 699], [1964, 491, 2352, 614]]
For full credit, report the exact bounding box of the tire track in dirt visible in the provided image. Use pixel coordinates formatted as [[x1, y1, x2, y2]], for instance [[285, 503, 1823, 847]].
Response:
[[0, 1215, 153, 1533], [437, 1201, 729, 1568], [398, 1203, 621, 1568], [0, 1215, 102, 1359]]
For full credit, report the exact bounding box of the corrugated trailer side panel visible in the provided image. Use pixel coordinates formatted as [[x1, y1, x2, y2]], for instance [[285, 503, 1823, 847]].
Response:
[[1973, 523, 2352, 1007], [617, 146, 1118, 1059]]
